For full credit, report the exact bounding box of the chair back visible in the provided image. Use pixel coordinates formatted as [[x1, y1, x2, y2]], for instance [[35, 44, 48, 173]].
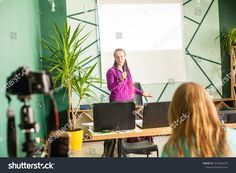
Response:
[[133, 82, 143, 105]]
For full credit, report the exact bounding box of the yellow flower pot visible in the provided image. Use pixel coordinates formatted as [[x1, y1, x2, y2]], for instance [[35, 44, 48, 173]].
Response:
[[69, 129, 83, 151]]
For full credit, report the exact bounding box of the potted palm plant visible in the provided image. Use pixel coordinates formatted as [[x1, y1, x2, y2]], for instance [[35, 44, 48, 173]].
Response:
[[42, 22, 102, 151], [217, 27, 236, 55]]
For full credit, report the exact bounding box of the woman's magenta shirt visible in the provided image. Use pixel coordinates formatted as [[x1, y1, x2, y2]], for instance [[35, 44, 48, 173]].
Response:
[[106, 66, 142, 102]]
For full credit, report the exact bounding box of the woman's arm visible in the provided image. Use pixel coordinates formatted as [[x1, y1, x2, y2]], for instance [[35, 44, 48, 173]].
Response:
[[106, 69, 125, 91], [134, 87, 152, 97], [134, 87, 142, 95]]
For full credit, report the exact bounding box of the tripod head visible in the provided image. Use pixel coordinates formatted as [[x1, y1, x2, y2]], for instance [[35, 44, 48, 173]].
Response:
[[19, 96, 39, 157]]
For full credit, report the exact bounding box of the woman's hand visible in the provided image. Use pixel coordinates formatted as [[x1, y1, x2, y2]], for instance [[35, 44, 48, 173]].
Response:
[[120, 71, 127, 81], [142, 91, 152, 97]]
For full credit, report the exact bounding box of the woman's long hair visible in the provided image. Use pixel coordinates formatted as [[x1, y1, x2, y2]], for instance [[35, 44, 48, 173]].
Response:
[[164, 82, 230, 157]]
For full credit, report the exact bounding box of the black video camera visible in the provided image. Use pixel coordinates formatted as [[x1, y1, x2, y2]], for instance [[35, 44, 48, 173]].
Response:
[[6, 66, 53, 96]]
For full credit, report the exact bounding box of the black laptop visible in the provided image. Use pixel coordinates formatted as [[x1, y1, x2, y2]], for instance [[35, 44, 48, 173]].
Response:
[[136, 102, 170, 129], [93, 102, 136, 132]]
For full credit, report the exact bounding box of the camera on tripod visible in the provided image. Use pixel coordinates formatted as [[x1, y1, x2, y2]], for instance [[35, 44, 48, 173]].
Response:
[[6, 66, 55, 157]]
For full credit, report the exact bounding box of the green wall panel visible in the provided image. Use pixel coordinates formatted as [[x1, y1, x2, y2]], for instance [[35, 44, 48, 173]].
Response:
[[0, 0, 67, 157], [39, 0, 68, 129], [219, 0, 236, 98], [0, 0, 42, 157]]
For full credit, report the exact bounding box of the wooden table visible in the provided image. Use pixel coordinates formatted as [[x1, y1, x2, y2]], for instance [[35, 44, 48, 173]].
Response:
[[85, 123, 236, 141], [86, 126, 171, 141]]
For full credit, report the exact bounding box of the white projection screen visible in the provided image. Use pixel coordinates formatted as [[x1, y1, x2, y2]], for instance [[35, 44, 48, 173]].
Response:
[[98, 0, 186, 84]]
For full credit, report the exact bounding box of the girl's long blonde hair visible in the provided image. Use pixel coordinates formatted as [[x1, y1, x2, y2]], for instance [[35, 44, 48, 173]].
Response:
[[164, 82, 230, 157]]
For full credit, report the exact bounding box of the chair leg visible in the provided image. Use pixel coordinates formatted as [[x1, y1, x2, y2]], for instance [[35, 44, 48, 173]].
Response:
[[109, 139, 116, 157], [118, 139, 122, 157], [120, 141, 127, 157], [102, 139, 116, 157], [102, 140, 110, 157]]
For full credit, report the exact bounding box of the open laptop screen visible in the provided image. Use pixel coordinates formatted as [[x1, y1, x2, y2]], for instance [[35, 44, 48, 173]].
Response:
[[93, 102, 136, 132]]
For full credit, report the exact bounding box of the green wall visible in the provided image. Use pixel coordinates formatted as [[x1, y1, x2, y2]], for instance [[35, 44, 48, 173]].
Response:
[[0, 0, 42, 157], [0, 0, 66, 157], [39, 0, 68, 128], [219, 0, 236, 97]]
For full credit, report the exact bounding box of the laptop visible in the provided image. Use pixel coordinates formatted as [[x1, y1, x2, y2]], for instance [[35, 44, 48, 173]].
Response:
[[93, 102, 136, 132], [136, 102, 170, 129]]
